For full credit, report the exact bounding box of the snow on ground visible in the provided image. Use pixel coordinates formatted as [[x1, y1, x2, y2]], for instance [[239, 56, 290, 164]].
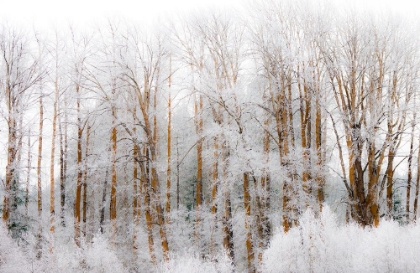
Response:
[[1, 207, 420, 273], [264, 208, 420, 273]]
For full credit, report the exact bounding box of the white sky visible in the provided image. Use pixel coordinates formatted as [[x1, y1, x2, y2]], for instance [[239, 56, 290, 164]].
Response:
[[0, 0, 243, 29], [1, 0, 420, 30]]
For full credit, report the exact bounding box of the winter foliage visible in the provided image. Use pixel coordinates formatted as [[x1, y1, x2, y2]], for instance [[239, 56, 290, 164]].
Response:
[[1, 0, 420, 272]]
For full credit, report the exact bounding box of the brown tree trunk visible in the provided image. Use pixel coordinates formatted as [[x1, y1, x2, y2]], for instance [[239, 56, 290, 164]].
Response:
[[82, 125, 90, 236], [315, 93, 324, 212], [74, 85, 83, 245], [194, 93, 203, 243], [50, 81, 58, 236], [110, 110, 117, 240], [243, 173, 255, 272], [278, 85, 292, 232], [143, 147, 157, 265], [25, 129, 31, 215], [210, 136, 218, 256], [100, 167, 109, 234], [60, 94, 68, 227], [258, 117, 271, 263], [413, 136, 420, 221], [132, 107, 140, 253], [176, 137, 180, 210], [4, 112, 17, 222], [299, 75, 311, 204], [221, 143, 235, 263], [37, 93, 44, 219], [406, 118, 415, 222], [166, 74, 172, 222], [386, 144, 395, 218]]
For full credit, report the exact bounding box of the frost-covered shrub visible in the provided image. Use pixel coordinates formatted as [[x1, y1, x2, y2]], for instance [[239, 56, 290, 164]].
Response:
[[263, 206, 420, 273], [0, 223, 30, 273], [84, 235, 126, 273], [159, 253, 232, 273]]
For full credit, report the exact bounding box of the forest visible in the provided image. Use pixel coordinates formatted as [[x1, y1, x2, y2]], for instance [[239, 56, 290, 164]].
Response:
[[1, 0, 420, 272]]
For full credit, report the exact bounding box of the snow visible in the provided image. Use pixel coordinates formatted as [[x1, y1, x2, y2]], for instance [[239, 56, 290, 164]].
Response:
[[2, 207, 420, 272], [264, 207, 420, 273]]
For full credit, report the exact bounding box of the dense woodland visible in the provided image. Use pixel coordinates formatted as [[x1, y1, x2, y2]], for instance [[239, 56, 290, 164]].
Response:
[[2, 0, 420, 272]]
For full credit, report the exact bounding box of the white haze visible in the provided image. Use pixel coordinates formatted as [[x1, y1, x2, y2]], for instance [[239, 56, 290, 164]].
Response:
[[1, 0, 420, 29]]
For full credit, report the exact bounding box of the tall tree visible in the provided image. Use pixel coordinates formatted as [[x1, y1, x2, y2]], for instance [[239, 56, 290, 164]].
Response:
[[1, 26, 43, 226]]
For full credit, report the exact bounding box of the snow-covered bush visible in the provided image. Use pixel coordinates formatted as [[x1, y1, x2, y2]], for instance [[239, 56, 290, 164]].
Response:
[[0, 223, 30, 273], [159, 253, 232, 273], [263, 207, 420, 273]]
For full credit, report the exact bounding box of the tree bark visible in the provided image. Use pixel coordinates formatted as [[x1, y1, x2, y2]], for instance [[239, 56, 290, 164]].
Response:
[[37, 93, 44, 219], [74, 84, 83, 245], [243, 173, 255, 272], [50, 80, 58, 236], [82, 124, 90, 236]]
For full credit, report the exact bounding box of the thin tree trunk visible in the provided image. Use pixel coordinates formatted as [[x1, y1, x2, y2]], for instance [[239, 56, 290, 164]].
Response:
[[258, 117, 271, 263], [82, 125, 90, 236], [150, 75, 170, 261], [315, 92, 324, 212], [279, 85, 292, 232], [406, 117, 415, 222], [50, 80, 58, 236], [194, 93, 203, 244], [413, 136, 420, 221], [144, 186, 157, 265], [386, 144, 395, 218], [37, 93, 44, 218], [16, 114, 24, 210], [100, 167, 109, 234], [299, 75, 311, 204], [132, 107, 140, 253], [244, 173, 255, 272], [35, 90, 44, 258], [60, 94, 68, 226], [210, 136, 218, 256], [221, 142, 235, 263], [166, 72, 172, 222], [143, 147, 157, 265], [176, 137, 180, 210], [3, 59, 17, 224], [74, 85, 82, 245], [151, 158, 170, 261], [25, 129, 31, 216], [110, 110, 117, 240]]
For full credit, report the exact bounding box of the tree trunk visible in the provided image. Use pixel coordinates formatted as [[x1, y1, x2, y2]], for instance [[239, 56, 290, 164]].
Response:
[[50, 81, 58, 236], [315, 93, 324, 212], [176, 138, 180, 210], [386, 144, 395, 218], [221, 143, 235, 263], [143, 147, 157, 265], [100, 167, 109, 234], [74, 85, 83, 245], [243, 173, 255, 272], [406, 118, 415, 221], [194, 93, 203, 244], [25, 129, 31, 216], [110, 110, 117, 240], [413, 135, 420, 221], [210, 136, 218, 256], [82, 125, 90, 236], [37, 93, 44, 219], [166, 76, 172, 222], [60, 94, 68, 227], [132, 107, 140, 253]]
